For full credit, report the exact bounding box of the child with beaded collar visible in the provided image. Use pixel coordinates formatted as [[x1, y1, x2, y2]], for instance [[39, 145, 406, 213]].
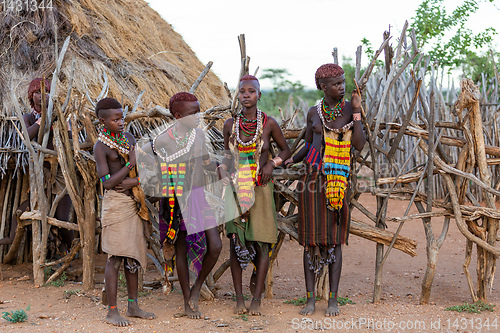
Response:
[[93, 97, 155, 327], [219, 75, 291, 315], [284, 64, 366, 316], [141, 92, 222, 319]]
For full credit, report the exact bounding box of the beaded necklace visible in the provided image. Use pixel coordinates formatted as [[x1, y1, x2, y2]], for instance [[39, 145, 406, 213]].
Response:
[[236, 141, 259, 212], [321, 98, 344, 122], [323, 130, 352, 211], [238, 114, 258, 136], [152, 123, 196, 163], [235, 108, 266, 146], [98, 126, 130, 154], [160, 162, 186, 243], [316, 103, 354, 133], [171, 126, 194, 149], [32, 108, 41, 120]]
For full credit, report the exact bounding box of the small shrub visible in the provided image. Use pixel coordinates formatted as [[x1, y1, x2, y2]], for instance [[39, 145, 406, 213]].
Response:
[[64, 289, 81, 296], [47, 272, 67, 287], [445, 301, 495, 314], [2, 306, 30, 323], [284, 296, 355, 306], [284, 296, 320, 306], [337, 296, 355, 306], [232, 313, 248, 321]]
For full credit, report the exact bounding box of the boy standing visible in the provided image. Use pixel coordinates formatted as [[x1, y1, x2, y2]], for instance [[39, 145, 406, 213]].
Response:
[[94, 97, 155, 326], [144, 92, 222, 319]]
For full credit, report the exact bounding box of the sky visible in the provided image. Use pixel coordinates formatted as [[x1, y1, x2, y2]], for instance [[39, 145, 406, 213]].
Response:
[[146, 0, 500, 90]]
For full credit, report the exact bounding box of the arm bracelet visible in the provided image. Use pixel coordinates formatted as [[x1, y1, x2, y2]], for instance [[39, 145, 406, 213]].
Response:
[[125, 162, 134, 170], [100, 174, 110, 183]]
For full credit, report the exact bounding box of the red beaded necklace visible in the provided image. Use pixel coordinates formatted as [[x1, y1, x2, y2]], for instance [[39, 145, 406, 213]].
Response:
[[238, 111, 268, 136]]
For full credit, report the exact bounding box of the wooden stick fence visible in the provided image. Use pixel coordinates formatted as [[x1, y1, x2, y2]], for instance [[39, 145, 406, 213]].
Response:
[[1, 26, 499, 307]]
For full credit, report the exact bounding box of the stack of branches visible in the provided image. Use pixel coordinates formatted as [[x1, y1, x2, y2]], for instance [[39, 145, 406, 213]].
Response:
[[346, 22, 500, 305], [2, 35, 229, 293]]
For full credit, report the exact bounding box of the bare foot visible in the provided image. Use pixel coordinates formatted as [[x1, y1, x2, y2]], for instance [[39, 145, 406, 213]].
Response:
[[299, 298, 316, 315], [184, 301, 202, 319], [233, 295, 247, 314], [127, 301, 155, 320], [325, 298, 340, 316], [248, 299, 261, 316], [105, 308, 131, 327], [189, 286, 201, 313]]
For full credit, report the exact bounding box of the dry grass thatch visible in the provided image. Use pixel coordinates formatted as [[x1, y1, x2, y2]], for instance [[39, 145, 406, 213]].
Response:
[[0, 0, 230, 115]]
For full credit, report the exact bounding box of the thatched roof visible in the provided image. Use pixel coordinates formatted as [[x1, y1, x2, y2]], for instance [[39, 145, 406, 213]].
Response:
[[0, 0, 230, 115]]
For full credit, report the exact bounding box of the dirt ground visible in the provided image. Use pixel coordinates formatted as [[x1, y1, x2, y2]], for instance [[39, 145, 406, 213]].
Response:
[[1, 193, 499, 332]]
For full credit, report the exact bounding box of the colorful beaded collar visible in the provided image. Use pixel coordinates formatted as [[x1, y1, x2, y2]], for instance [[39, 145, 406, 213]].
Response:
[[152, 123, 196, 163], [98, 126, 130, 154]]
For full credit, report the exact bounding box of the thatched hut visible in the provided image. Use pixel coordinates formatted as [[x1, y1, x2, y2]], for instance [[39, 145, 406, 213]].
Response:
[[0, 0, 229, 268], [0, 0, 230, 168]]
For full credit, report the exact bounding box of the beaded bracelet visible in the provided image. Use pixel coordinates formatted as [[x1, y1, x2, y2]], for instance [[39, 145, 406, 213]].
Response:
[[125, 162, 134, 170], [137, 177, 141, 184], [100, 174, 110, 183], [307, 291, 315, 299]]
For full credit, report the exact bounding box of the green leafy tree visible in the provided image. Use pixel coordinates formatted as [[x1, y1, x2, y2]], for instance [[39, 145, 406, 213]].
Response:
[[411, 0, 497, 78], [259, 68, 308, 117], [361, 38, 384, 69], [361, 0, 498, 80], [341, 57, 358, 101]]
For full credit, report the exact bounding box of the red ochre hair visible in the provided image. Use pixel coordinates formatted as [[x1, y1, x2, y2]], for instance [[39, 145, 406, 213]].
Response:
[[28, 78, 51, 108], [95, 97, 122, 117], [168, 92, 198, 113], [240, 75, 259, 82], [315, 64, 345, 90]]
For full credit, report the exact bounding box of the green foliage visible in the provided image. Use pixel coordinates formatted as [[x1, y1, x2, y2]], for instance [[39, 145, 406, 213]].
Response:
[[341, 57, 359, 101], [232, 313, 249, 321], [411, 0, 497, 75], [2, 306, 30, 323], [64, 289, 81, 296], [284, 296, 355, 306], [259, 68, 309, 117], [360, 0, 497, 81], [462, 50, 500, 83], [284, 296, 321, 306], [445, 300, 495, 313], [46, 272, 68, 287], [337, 296, 355, 306], [361, 38, 384, 69]]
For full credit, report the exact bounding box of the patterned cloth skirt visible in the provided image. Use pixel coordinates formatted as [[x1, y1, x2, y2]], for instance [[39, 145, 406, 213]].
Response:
[[297, 163, 350, 247]]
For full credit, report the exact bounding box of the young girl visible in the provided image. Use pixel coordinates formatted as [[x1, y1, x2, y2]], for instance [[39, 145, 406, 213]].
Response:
[[285, 64, 366, 316], [219, 75, 291, 315]]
